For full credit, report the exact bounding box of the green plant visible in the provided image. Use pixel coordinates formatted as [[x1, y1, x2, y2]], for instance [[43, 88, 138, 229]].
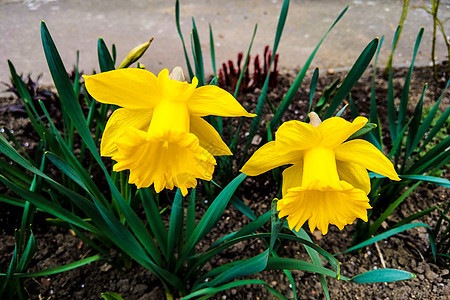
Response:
[[347, 27, 449, 255]]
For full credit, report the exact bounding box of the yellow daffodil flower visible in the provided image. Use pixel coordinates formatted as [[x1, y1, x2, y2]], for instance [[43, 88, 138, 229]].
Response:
[[84, 67, 255, 195], [241, 112, 400, 234]]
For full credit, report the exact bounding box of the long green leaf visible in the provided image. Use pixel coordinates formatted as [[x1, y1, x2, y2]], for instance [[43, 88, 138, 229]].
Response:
[[387, 26, 401, 142], [167, 189, 184, 265], [271, 5, 348, 129], [233, 24, 258, 98], [340, 222, 435, 261], [292, 227, 329, 300], [12, 255, 101, 278], [323, 38, 379, 118], [179, 173, 246, 268], [368, 35, 384, 149], [198, 249, 269, 290], [97, 37, 115, 72], [182, 279, 287, 300], [405, 83, 427, 160], [191, 18, 205, 86], [140, 189, 168, 256], [175, 0, 194, 79], [370, 181, 421, 235], [265, 257, 347, 280], [397, 28, 424, 134], [351, 269, 415, 283]]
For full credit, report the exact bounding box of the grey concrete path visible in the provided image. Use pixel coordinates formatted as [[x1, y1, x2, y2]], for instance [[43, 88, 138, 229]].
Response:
[[1, 0, 449, 86]]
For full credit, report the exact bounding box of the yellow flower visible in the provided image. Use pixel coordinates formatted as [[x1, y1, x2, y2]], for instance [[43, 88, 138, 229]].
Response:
[[241, 112, 400, 234], [84, 67, 255, 195]]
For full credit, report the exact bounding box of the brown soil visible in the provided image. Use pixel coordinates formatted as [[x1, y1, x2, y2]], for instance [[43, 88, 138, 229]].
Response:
[[0, 62, 449, 299]]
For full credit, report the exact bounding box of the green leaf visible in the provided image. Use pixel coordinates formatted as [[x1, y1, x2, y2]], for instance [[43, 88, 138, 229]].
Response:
[[397, 28, 424, 135], [167, 189, 184, 265], [340, 222, 435, 261], [347, 123, 378, 140], [351, 269, 415, 283], [0, 245, 17, 297], [230, 196, 257, 220], [416, 80, 450, 154], [370, 181, 422, 235], [271, 5, 348, 130], [323, 38, 379, 118], [98, 37, 115, 72], [179, 173, 246, 267], [209, 24, 216, 76], [400, 175, 449, 188], [101, 292, 125, 300], [191, 18, 205, 86], [308, 67, 319, 114], [182, 279, 287, 300], [198, 250, 270, 290], [404, 84, 427, 160], [387, 26, 401, 142], [291, 227, 329, 300], [265, 257, 348, 280], [185, 189, 197, 241], [233, 24, 258, 98], [368, 35, 384, 149], [140, 189, 168, 256], [175, 0, 194, 79], [13, 255, 102, 278]]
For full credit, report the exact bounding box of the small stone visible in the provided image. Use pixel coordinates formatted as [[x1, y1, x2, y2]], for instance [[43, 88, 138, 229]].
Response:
[[133, 284, 148, 295], [425, 269, 439, 281], [251, 134, 262, 145]]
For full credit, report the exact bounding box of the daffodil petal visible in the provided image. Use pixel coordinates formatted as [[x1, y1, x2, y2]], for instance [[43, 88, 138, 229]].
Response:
[[240, 141, 301, 176], [84, 68, 160, 109], [190, 115, 232, 156], [336, 160, 371, 195], [278, 181, 371, 235], [101, 108, 153, 157], [275, 120, 320, 153], [335, 139, 400, 181], [157, 69, 198, 103], [112, 128, 216, 195], [188, 85, 255, 117], [281, 163, 303, 197], [318, 116, 367, 148]]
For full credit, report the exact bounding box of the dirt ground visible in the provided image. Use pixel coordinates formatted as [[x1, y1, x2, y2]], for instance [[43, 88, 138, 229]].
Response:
[[0, 61, 449, 299]]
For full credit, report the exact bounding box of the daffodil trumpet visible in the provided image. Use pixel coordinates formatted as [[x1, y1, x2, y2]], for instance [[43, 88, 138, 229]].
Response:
[[241, 112, 400, 234], [84, 67, 255, 195]]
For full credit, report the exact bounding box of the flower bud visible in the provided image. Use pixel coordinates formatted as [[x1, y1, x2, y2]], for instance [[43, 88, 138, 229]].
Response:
[[118, 37, 154, 69]]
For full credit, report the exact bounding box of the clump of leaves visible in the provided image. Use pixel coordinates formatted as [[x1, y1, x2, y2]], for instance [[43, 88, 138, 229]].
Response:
[[218, 45, 279, 92]]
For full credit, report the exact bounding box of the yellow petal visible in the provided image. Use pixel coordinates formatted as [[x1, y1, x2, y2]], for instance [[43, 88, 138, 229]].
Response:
[[281, 163, 303, 197], [112, 127, 216, 195], [336, 160, 371, 195], [101, 108, 153, 157], [275, 120, 320, 154], [278, 181, 371, 235], [302, 146, 341, 190], [335, 139, 400, 181], [240, 141, 301, 176], [84, 68, 160, 109], [190, 115, 232, 156], [188, 85, 255, 117], [318, 116, 367, 148], [157, 69, 198, 103], [147, 99, 190, 141]]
